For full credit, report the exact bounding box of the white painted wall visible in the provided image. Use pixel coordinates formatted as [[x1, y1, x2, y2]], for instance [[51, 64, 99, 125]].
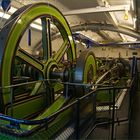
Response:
[[92, 46, 140, 59], [76, 43, 140, 72], [19, 28, 42, 54], [91, 46, 140, 73]]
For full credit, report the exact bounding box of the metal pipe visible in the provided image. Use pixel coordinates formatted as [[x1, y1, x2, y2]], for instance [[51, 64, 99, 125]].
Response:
[[111, 88, 116, 140], [72, 23, 140, 40], [63, 5, 129, 16]]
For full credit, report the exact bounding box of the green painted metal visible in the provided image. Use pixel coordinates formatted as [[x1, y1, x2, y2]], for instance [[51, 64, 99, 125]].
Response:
[[74, 50, 97, 83], [6, 94, 47, 118], [54, 39, 69, 63], [0, 107, 72, 140], [16, 48, 44, 72], [74, 50, 97, 96], [35, 96, 66, 120], [16, 96, 67, 131], [0, 3, 77, 136], [1, 3, 76, 104], [0, 3, 76, 105], [83, 53, 97, 83], [41, 17, 52, 60], [0, 2, 102, 139]]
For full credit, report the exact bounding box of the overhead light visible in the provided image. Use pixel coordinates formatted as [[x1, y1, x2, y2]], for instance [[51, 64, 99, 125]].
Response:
[[124, 6, 129, 20], [0, 6, 17, 14], [0, 11, 43, 31], [8, 6, 17, 14], [0, 6, 17, 20], [0, 11, 10, 19], [124, 10, 129, 20], [0, 6, 56, 31]]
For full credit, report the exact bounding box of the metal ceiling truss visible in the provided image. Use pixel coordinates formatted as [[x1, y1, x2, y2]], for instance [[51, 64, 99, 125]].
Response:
[[72, 23, 140, 40], [96, 30, 115, 41], [63, 5, 129, 16]]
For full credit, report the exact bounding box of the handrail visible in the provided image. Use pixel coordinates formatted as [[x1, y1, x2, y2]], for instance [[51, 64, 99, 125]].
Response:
[[85, 76, 136, 139], [0, 113, 48, 125], [0, 74, 134, 139], [85, 118, 128, 139], [0, 84, 131, 126], [0, 78, 93, 89]]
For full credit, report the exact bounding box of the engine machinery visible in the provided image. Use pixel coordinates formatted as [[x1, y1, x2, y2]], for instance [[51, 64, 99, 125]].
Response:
[[0, 2, 97, 138], [0, 2, 130, 139]]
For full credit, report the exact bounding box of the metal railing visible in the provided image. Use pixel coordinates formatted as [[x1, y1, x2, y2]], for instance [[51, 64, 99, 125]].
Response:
[[0, 57, 138, 139], [0, 81, 133, 139]]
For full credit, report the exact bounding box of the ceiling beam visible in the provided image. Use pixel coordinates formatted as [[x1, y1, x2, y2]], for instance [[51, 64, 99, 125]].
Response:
[[99, 41, 140, 46], [96, 30, 114, 41], [136, 0, 140, 31], [63, 5, 130, 16], [72, 23, 140, 40], [96, 0, 129, 41]]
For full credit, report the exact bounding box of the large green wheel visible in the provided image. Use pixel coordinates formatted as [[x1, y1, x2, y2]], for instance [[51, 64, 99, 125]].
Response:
[[74, 50, 97, 96], [0, 3, 76, 115]]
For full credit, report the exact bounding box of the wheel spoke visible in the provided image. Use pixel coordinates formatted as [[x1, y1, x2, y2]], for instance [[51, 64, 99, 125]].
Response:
[[30, 81, 43, 96], [54, 39, 69, 63], [16, 48, 44, 71], [41, 17, 52, 60]]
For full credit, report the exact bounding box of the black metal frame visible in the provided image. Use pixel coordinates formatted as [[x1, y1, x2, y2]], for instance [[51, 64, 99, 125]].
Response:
[[0, 57, 138, 139], [0, 85, 132, 137]]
